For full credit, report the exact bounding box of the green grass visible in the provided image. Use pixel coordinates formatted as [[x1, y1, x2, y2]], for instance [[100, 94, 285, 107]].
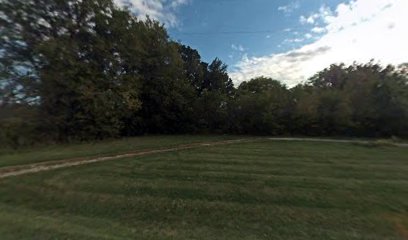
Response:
[[0, 139, 407, 239], [0, 135, 237, 168]]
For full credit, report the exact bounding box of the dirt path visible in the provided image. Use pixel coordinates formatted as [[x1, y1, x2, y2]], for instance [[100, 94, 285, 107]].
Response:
[[0, 139, 253, 179], [269, 137, 408, 147]]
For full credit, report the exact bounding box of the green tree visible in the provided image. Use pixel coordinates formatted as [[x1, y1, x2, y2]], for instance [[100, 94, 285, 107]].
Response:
[[231, 77, 290, 135], [132, 22, 196, 134], [177, 44, 205, 95], [309, 62, 408, 137], [190, 58, 235, 132], [1, 0, 143, 140]]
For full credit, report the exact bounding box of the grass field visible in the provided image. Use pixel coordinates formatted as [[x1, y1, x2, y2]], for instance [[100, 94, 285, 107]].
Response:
[[0, 135, 238, 168], [0, 138, 407, 239]]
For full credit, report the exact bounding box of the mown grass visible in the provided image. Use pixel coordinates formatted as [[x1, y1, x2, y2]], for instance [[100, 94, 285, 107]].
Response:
[[0, 135, 237, 168], [0, 139, 407, 239]]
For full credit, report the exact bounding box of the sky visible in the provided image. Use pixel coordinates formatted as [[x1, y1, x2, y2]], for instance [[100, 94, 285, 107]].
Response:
[[114, 0, 408, 87]]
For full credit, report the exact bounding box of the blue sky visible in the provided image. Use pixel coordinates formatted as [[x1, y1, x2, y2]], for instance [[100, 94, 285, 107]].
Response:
[[115, 0, 408, 86], [169, 0, 340, 65]]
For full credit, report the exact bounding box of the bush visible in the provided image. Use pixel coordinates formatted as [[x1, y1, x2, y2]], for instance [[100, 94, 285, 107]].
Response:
[[0, 118, 39, 148]]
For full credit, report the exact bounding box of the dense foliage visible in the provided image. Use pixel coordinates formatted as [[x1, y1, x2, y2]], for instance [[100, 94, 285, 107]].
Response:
[[1, 0, 408, 147]]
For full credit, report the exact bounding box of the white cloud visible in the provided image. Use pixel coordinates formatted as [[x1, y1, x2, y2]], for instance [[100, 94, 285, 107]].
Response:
[[230, 0, 408, 87], [170, 0, 189, 9], [300, 15, 316, 25], [300, 5, 332, 25], [311, 27, 326, 34], [284, 38, 304, 43], [304, 33, 313, 39], [278, 1, 300, 15], [232, 44, 245, 52], [113, 0, 189, 27]]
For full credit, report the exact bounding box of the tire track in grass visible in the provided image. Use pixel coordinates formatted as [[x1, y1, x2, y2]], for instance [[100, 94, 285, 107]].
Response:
[[0, 139, 254, 179]]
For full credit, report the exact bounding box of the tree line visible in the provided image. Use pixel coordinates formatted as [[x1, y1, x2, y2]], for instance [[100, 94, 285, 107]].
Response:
[[1, 0, 407, 147]]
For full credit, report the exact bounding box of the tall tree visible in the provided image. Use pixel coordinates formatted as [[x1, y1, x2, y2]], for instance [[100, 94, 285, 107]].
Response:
[[193, 58, 234, 131], [231, 77, 291, 135], [132, 21, 196, 134], [177, 44, 204, 95], [1, 0, 143, 139], [203, 58, 234, 95]]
